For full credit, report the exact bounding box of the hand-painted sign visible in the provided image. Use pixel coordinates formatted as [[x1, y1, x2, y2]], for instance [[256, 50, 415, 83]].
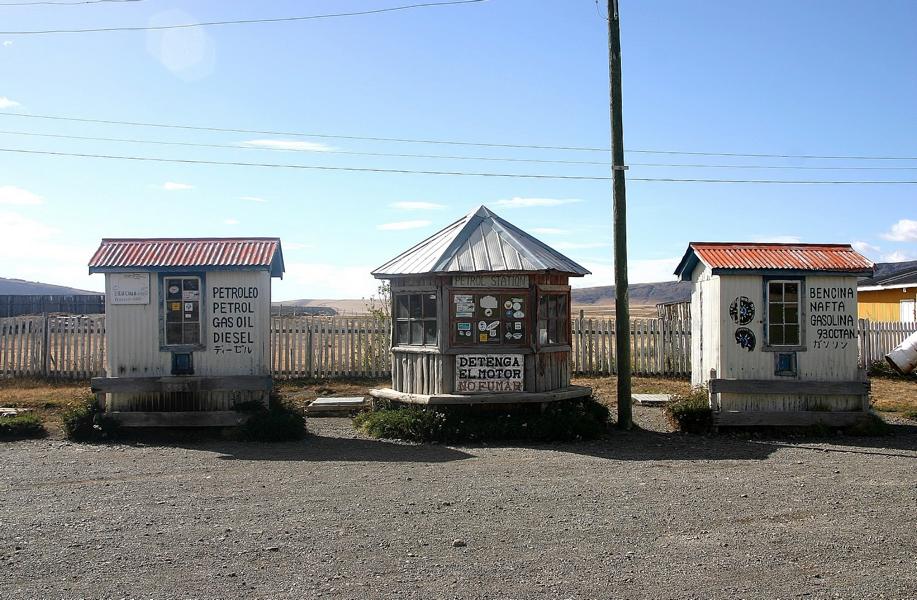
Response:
[[453, 275, 529, 288], [210, 286, 258, 354], [110, 273, 150, 305], [808, 285, 856, 349], [455, 354, 524, 393]]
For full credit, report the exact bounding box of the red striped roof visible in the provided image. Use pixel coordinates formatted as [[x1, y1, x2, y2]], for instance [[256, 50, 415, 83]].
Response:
[[675, 242, 873, 280], [88, 238, 284, 276]]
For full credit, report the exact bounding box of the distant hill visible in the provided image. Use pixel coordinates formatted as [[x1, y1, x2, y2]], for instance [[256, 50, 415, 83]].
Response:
[[0, 277, 100, 296], [572, 280, 691, 306], [272, 298, 373, 316]]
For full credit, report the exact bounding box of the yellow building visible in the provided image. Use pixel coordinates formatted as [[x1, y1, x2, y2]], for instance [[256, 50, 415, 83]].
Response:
[[857, 260, 917, 322]]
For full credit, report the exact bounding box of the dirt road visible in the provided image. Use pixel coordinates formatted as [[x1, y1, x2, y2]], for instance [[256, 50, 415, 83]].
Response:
[[2, 416, 916, 599]]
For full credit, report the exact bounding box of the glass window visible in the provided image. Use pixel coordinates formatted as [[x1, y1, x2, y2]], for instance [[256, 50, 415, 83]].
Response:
[[537, 292, 569, 346], [163, 276, 202, 346], [394, 293, 438, 346], [766, 281, 801, 347]]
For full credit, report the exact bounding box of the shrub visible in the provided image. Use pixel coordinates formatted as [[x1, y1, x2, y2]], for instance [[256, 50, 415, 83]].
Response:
[[0, 412, 47, 440], [867, 359, 917, 380], [354, 398, 610, 443], [237, 396, 306, 442], [61, 400, 120, 442], [664, 387, 713, 434]]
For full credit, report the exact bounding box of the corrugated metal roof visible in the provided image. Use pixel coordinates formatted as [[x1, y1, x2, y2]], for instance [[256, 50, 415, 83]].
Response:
[[674, 242, 873, 281], [88, 238, 284, 277], [372, 206, 590, 277], [858, 259, 917, 287]]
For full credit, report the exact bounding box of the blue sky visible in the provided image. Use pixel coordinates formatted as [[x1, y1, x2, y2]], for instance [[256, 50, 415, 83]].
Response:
[[0, 0, 915, 300]]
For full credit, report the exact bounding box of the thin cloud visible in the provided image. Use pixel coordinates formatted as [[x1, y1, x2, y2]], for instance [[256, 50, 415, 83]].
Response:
[[852, 241, 880, 255], [880, 218, 917, 242], [223, 218, 239, 226], [2, 41, 12, 47], [0, 185, 43, 205], [493, 197, 583, 209], [390, 201, 445, 210], [880, 250, 916, 262], [0, 96, 20, 109], [239, 196, 267, 203], [162, 181, 194, 191], [530, 227, 569, 235], [241, 139, 336, 152], [377, 220, 431, 231]]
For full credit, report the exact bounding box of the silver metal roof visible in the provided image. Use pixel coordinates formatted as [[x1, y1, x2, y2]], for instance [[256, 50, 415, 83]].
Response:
[[372, 205, 591, 278]]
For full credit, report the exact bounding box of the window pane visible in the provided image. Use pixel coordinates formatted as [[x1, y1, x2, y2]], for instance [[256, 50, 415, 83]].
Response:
[[784, 283, 798, 303], [769, 304, 783, 325], [423, 294, 437, 319], [183, 323, 200, 345], [769, 325, 784, 346], [556, 319, 568, 344], [784, 325, 800, 345], [166, 301, 183, 322], [411, 320, 423, 345], [538, 296, 548, 319], [396, 295, 410, 319], [547, 319, 558, 345], [768, 282, 783, 302], [183, 278, 199, 291], [165, 279, 182, 300], [556, 295, 567, 318], [409, 295, 422, 319], [395, 321, 409, 345], [166, 323, 182, 345], [424, 320, 437, 345], [784, 305, 798, 324]]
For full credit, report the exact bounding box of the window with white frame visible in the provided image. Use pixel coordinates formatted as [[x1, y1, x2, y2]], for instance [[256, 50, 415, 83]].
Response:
[[163, 276, 202, 346], [766, 280, 801, 347]]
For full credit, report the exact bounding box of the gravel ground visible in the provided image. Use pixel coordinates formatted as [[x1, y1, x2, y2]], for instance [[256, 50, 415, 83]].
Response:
[[2, 408, 916, 600]]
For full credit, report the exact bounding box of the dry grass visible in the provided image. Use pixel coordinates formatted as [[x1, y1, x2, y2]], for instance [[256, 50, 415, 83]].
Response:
[[870, 377, 917, 419], [0, 378, 92, 434], [273, 377, 387, 412], [572, 375, 691, 407]]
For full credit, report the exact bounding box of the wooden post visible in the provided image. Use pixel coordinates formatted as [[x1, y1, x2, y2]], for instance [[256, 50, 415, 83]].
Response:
[[41, 311, 50, 378], [607, 0, 632, 429]]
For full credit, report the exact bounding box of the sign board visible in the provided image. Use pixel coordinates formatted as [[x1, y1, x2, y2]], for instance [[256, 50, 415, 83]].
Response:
[[452, 274, 529, 288], [110, 273, 150, 305], [455, 354, 524, 393]]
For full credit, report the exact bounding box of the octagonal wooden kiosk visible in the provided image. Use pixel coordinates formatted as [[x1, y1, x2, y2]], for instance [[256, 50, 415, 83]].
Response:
[[369, 206, 592, 405]]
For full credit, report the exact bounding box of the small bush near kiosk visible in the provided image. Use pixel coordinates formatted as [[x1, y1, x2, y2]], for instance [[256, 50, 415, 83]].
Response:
[[664, 388, 713, 434], [61, 400, 120, 442], [353, 398, 610, 443], [236, 395, 306, 442], [0, 412, 47, 440]]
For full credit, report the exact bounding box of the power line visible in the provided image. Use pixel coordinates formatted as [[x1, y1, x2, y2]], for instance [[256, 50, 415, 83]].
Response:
[[2, 110, 915, 161], [0, 0, 487, 34], [0, 128, 609, 166], [5, 145, 917, 183], [6, 128, 917, 171]]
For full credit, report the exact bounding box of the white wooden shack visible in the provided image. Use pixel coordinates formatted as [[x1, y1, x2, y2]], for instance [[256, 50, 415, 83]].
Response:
[[88, 238, 284, 426], [674, 242, 874, 427], [369, 205, 592, 405]]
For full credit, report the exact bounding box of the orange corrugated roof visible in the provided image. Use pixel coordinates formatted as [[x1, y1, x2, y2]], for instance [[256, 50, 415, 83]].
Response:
[[88, 238, 284, 277], [675, 242, 873, 280]]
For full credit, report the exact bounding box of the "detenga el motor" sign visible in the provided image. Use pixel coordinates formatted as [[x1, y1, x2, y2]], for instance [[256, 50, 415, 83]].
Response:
[[455, 354, 524, 393]]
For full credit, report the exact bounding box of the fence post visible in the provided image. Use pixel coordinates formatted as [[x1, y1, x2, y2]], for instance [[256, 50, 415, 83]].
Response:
[[41, 311, 50, 378]]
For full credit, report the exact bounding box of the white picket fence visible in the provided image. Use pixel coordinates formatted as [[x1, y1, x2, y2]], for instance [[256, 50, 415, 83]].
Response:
[[0, 315, 105, 379], [571, 317, 692, 376], [858, 319, 915, 368], [1, 314, 913, 380], [271, 316, 392, 379]]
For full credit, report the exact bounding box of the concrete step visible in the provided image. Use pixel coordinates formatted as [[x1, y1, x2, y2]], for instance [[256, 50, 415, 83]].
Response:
[[306, 396, 368, 416], [632, 393, 672, 407]]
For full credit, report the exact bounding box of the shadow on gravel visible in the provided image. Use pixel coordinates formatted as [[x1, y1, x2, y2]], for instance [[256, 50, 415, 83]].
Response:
[[113, 430, 476, 463]]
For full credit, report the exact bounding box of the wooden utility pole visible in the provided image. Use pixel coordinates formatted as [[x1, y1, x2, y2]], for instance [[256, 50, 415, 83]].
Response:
[[607, 0, 632, 429]]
